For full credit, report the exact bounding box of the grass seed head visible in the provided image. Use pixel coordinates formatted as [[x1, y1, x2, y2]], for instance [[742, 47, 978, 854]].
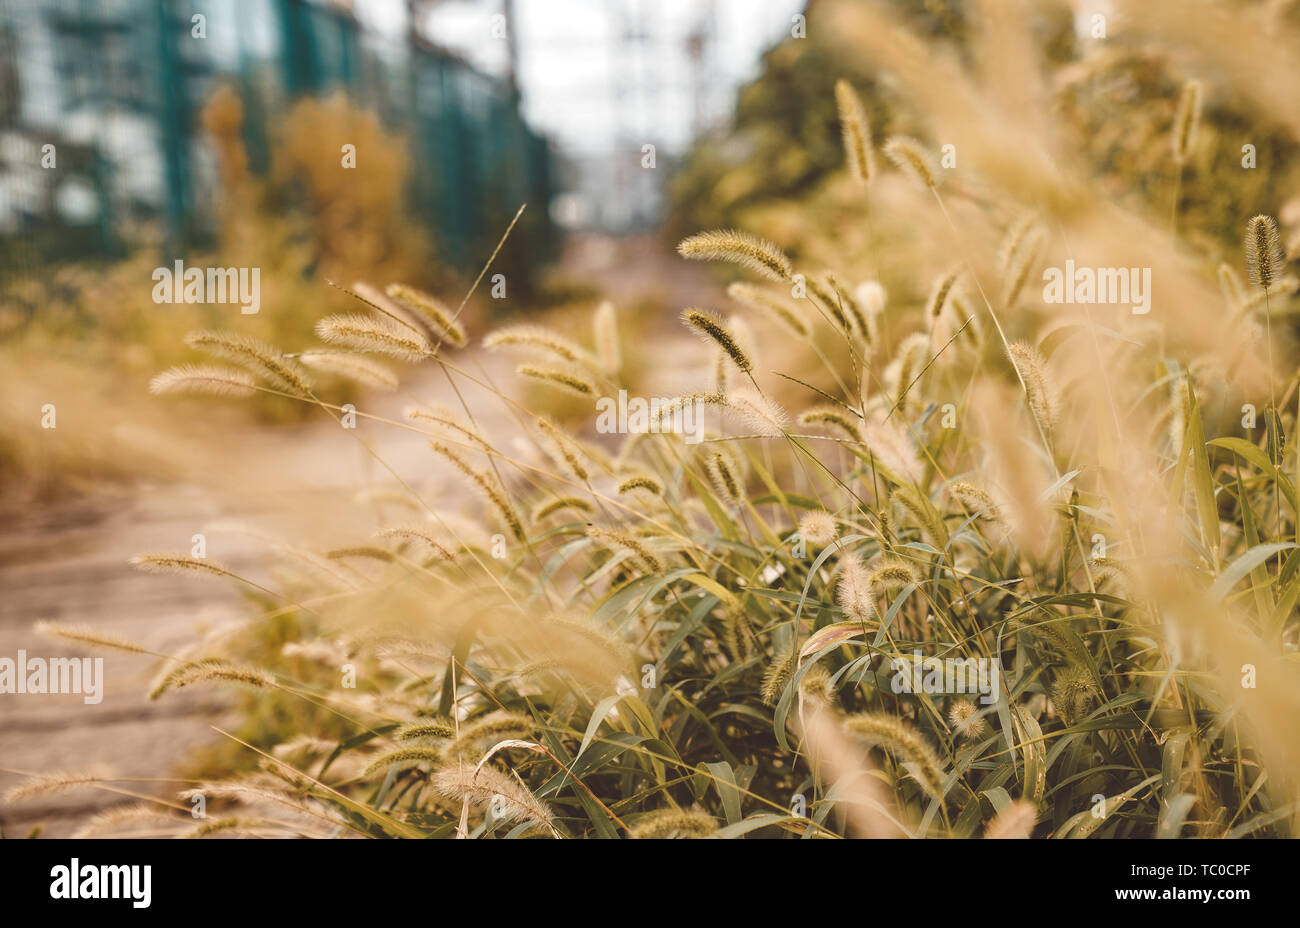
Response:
[[925, 268, 962, 324], [629, 808, 718, 839], [385, 283, 467, 348], [298, 351, 398, 390], [149, 364, 257, 398], [130, 553, 235, 579], [798, 510, 838, 547], [1245, 214, 1284, 290], [835, 79, 875, 185], [183, 330, 312, 395], [677, 229, 793, 281], [316, 313, 432, 361], [761, 650, 794, 706], [837, 551, 876, 624], [587, 524, 664, 574], [516, 364, 595, 396], [432, 763, 555, 831], [618, 474, 662, 496], [34, 621, 149, 655], [532, 496, 594, 521], [798, 404, 865, 443], [429, 440, 525, 542], [149, 658, 275, 701], [948, 698, 988, 740], [682, 308, 754, 374], [843, 712, 945, 798], [483, 324, 594, 367], [705, 449, 744, 505], [1007, 342, 1059, 437], [725, 389, 788, 437], [883, 136, 939, 189], [4, 766, 113, 804]]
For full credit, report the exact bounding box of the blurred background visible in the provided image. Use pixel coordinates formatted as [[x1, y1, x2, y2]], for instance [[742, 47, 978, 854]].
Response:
[[3, 0, 1296, 515], [4, 0, 1298, 508], [0, 0, 811, 498], [0, 0, 803, 273]]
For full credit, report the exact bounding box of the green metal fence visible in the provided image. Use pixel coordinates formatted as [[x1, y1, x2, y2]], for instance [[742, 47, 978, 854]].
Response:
[[0, 0, 556, 274]]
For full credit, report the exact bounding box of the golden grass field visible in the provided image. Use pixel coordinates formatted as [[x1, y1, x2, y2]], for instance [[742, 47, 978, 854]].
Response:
[[4, 0, 1300, 839]]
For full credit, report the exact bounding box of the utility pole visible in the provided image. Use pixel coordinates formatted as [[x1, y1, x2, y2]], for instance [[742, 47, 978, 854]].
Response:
[[685, 0, 716, 137], [502, 0, 519, 102]]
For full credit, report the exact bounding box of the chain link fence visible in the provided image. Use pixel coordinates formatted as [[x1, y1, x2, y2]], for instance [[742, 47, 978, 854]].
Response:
[[0, 0, 556, 278]]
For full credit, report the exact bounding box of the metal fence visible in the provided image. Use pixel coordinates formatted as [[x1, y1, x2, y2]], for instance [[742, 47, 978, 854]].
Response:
[[0, 0, 556, 274]]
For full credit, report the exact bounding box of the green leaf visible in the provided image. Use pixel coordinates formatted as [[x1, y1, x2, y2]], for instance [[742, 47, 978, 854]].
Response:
[[1186, 387, 1221, 567], [1207, 542, 1298, 601], [1211, 437, 1300, 513], [1210, 436, 1274, 474], [701, 761, 743, 825], [1018, 711, 1046, 804], [577, 694, 623, 760]]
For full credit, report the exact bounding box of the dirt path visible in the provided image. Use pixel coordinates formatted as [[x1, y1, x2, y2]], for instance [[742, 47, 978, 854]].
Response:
[[0, 491, 248, 837], [0, 234, 720, 837], [0, 350, 524, 836]]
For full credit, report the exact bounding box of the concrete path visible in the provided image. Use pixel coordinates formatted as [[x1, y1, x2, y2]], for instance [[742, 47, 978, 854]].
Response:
[[0, 234, 716, 837]]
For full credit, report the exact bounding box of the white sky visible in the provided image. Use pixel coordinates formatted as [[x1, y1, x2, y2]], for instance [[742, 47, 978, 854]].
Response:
[[419, 0, 807, 156]]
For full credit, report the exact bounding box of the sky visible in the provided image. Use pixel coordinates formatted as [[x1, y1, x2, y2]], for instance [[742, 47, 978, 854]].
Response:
[[417, 0, 808, 227], [419, 0, 807, 157]]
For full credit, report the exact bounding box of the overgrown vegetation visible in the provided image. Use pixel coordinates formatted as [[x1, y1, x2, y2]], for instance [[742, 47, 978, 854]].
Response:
[[10, 0, 1300, 838], [2, 89, 484, 503]]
